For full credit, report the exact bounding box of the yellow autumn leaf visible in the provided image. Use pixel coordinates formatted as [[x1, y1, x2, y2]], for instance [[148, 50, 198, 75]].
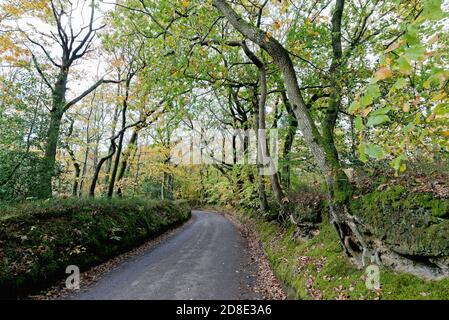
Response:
[[374, 66, 393, 81], [402, 102, 410, 113], [273, 20, 282, 30], [263, 32, 272, 43], [361, 107, 372, 117], [2, 4, 21, 16], [385, 40, 404, 53], [428, 33, 439, 45], [426, 113, 436, 122], [431, 92, 447, 102], [441, 131, 449, 137], [307, 29, 319, 37]]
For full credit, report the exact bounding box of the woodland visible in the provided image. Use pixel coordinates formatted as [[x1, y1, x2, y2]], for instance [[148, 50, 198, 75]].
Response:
[[0, 0, 449, 299]]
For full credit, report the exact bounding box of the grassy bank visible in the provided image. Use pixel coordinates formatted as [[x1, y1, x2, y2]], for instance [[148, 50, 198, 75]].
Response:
[[0, 197, 191, 299], [232, 210, 449, 300]]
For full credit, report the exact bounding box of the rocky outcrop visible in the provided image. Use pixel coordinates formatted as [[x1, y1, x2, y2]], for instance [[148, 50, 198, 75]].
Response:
[[349, 186, 449, 280]]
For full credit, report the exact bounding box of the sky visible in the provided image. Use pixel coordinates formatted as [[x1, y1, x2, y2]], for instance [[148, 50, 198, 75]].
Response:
[[4, 0, 116, 100]]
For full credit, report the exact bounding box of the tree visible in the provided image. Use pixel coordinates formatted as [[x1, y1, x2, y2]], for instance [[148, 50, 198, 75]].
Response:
[[211, 0, 356, 251], [8, 0, 121, 198]]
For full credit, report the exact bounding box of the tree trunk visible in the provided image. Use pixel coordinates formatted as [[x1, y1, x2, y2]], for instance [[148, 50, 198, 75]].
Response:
[[282, 91, 297, 189], [241, 41, 287, 214], [116, 129, 138, 196], [213, 0, 354, 254], [67, 146, 80, 197], [104, 87, 121, 189], [89, 140, 117, 197], [78, 103, 94, 196], [107, 110, 126, 198], [133, 148, 142, 195], [40, 70, 67, 198], [252, 91, 269, 212], [107, 71, 134, 197]]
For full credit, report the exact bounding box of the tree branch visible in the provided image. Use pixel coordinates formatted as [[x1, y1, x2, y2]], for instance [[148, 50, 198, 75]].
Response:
[[30, 53, 54, 92], [64, 79, 122, 112]]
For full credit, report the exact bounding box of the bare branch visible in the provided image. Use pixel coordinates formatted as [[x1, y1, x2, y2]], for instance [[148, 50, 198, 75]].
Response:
[[30, 53, 54, 92], [64, 78, 122, 111], [22, 31, 62, 68]]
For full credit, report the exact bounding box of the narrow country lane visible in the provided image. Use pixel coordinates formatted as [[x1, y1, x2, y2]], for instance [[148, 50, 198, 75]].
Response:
[[65, 211, 261, 300]]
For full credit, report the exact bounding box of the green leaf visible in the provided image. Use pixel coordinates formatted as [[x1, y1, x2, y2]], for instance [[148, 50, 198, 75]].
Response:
[[355, 116, 364, 131], [422, 0, 444, 21], [366, 114, 390, 127], [434, 103, 449, 115], [389, 78, 407, 93], [425, 70, 445, 88], [404, 45, 426, 61], [348, 100, 360, 113], [361, 95, 371, 107], [390, 154, 407, 172], [361, 84, 381, 107], [366, 83, 381, 99], [390, 156, 401, 171], [358, 143, 368, 163], [405, 24, 420, 45], [397, 56, 412, 74], [364, 144, 384, 160], [371, 107, 393, 116]]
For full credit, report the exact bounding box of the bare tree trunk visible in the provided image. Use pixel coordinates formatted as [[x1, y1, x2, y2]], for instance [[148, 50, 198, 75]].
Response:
[[67, 149, 81, 197], [281, 91, 298, 189], [107, 68, 135, 198], [252, 90, 269, 212], [241, 42, 287, 214], [78, 104, 94, 196], [116, 129, 138, 196], [108, 103, 127, 198], [90, 141, 117, 197], [133, 147, 142, 196], [104, 81, 121, 189]]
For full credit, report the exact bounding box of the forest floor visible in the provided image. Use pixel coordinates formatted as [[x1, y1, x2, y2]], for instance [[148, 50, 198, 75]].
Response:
[[36, 210, 281, 300]]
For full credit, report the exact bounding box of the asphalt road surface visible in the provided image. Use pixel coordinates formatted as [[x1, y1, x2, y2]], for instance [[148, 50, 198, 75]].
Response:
[[66, 210, 260, 300]]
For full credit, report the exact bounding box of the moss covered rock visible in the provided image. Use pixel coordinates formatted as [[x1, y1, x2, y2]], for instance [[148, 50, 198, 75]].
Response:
[[350, 186, 449, 258]]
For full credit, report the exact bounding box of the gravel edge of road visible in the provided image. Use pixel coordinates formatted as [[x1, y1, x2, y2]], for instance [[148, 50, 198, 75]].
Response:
[[196, 207, 287, 300], [28, 216, 196, 300]]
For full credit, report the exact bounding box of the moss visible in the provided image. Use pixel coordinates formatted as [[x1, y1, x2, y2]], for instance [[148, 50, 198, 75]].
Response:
[[0, 197, 191, 299], [253, 214, 449, 299], [238, 185, 449, 299], [431, 200, 449, 218], [349, 186, 449, 257], [332, 171, 353, 204]]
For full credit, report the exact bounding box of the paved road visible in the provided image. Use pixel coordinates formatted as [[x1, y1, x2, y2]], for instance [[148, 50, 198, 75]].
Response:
[[67, 211, 260, 300]]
